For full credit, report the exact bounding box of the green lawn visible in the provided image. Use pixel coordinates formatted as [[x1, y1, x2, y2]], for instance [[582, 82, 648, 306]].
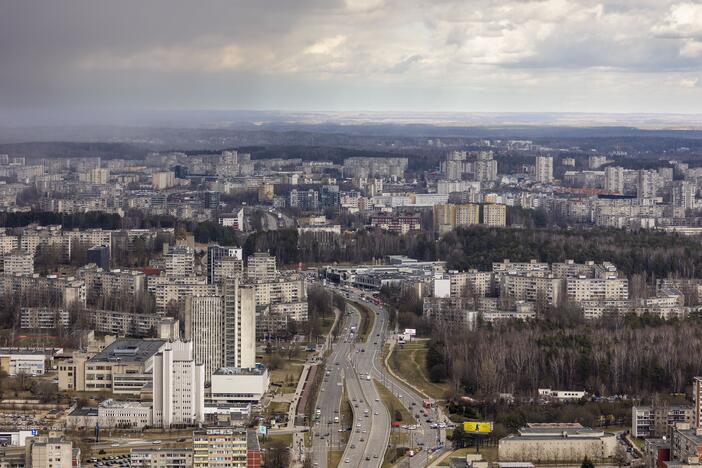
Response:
[[388, 341, 449, 401], [373, 379, 415, 425]]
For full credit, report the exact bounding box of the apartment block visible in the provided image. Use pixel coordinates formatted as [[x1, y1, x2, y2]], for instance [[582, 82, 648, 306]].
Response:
[[632, 405, 693, 438], [246, 252, 276, 282], [185, 295, 224, 381], [20, 307, 69, 329], [482, 203, 507, 227], [2, 250, 33, 275], [535, 155, 554, 183], [193, 427, 248, 467]]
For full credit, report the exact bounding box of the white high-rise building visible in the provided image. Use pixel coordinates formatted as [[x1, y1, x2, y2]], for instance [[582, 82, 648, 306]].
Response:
[[535, 155, 554, 183], [152, 340, 204, 429], [673, 180, 696, 210], [604, 166, 625, 194], [185, 295, 224, 381], [223, 278, 256, 369], [637, 169, 658, 199]]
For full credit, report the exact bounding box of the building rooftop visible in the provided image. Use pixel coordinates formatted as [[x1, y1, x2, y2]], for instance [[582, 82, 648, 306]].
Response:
[[505, 423, 612, 440], [0, 347, 62, 356], [89, 339, 165, 364], [69, 406, 98, 417], [99, 399, 152, 409], [213, 366, 267, 376], [247, 429, 260, 452]]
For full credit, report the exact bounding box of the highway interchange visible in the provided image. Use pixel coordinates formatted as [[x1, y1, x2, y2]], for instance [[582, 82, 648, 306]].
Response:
[[311, 284, 449, 467]]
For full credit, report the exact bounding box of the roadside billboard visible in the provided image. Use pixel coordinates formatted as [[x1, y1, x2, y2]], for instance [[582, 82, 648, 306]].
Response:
[[463, 421, 493, 434]]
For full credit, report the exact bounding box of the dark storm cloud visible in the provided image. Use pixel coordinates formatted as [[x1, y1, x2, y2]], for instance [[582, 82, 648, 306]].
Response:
[[0, 0, 702, 119]]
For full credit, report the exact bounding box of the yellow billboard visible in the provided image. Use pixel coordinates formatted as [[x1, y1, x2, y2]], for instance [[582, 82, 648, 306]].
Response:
[[463, 421, 493, 433]]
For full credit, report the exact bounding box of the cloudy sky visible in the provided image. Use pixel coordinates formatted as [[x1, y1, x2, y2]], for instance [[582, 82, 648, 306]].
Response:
[[2, 0, 702, 120]]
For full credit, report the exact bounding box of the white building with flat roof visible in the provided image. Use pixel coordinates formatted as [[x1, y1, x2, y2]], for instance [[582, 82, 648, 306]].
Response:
[[209, 367, 270, 403], [152, 340, 205, 429]]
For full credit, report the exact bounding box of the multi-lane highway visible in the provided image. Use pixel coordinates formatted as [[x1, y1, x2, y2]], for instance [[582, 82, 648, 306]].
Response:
[[311, 308, 355, 468], [311, 283, 449, 467], [338, 300, 390, 466], [351, 297, 449, 468]]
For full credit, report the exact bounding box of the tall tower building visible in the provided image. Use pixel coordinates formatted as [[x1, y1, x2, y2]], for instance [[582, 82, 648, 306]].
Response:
[[604, 166, 625, 194], [637, 169, 658, 199], [222, 278, 256, 369], [535, 156, 554, 183], [185, 295, 224, 381], [475, 152, 498, 182], [152, 340, 205, 429], [673, 180, 696, 210]]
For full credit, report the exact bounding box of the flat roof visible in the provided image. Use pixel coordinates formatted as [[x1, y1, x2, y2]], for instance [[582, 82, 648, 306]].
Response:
[[89, 339, 165, 364], [0, 348, 60, 356], [213, 367, 266, 376], [68, 407, 98, 417]]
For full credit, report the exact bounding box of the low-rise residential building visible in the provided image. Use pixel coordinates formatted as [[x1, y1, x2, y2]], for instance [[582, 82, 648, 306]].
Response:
[[20, 307, 69, 329], [633, 405, 694, 438]]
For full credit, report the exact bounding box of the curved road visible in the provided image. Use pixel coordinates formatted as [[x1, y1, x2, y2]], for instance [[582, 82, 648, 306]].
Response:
[[312, 284, 450, 467]]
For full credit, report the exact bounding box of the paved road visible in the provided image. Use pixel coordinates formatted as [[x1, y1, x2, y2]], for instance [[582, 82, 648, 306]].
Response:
[[312, 284, 450, 467], [339, 301, 390, 467], [311, 308, 357, 467], [347, 293, 450, 468]]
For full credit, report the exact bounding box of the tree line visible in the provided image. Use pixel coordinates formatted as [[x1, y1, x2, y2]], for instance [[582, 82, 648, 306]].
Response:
[[427, 316, 702, 399]]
